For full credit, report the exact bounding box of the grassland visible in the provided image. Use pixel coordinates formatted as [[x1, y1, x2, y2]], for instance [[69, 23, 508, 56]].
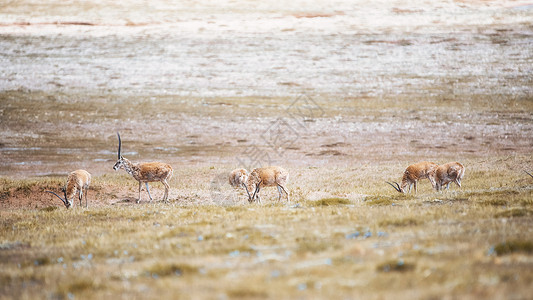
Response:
[[1, 161, 533, 299], [1, 0, 533, 299]]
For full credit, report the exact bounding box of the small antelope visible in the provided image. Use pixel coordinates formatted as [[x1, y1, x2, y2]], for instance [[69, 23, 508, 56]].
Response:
[[244, 166, 290, 204], [431, 162, 465, 191], [113, 132, 173, 203], [229, 168, 249, 188], [387, 161, 438, 193], [46, 169, 91, 209]]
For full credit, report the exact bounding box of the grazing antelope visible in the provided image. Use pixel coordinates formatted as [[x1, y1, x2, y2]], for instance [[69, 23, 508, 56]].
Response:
[[229, 168, 249, 188], [431, 162, 465, 191], [113, 132, 173, 203], [387, 161, 438, 193], [46, 169, 91, 209], [244, 166, 290, 204]]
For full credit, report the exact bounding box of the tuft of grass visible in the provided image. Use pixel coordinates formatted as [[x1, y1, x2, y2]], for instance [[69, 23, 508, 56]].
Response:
[[307, 197, 351, 206], [494, 208, 533, 218], [146, 262, 197, 277], [227, 287, 268, 298], [480, 198, 508, 206], [520, 197, 533, 206], [15, 184, 33, 196], [493, 240, 533, 256], [365, 196, 395, 206], [466, 190, 520, 203], [33, 257, 51, 266], [376, 259, 415, 272], [379, 217, 422, 227], [40, 206, 58, 212], [57, 278, 103, 297], [0, 190, 11, 200]]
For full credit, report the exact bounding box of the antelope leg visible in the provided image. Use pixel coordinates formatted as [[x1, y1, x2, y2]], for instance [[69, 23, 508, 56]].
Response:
[[145, 183, 153, 202]]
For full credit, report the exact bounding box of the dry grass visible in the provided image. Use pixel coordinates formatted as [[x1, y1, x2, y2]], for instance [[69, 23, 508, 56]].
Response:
[[1, 1, 532, 299], [493, 240, 533, 256], [1, 162, 533, 299]]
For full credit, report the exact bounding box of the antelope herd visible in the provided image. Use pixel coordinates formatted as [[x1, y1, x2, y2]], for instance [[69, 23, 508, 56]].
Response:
[[44, 133, 533, 208], [230, 166, 290, 204], [387, 161, 465, 194]]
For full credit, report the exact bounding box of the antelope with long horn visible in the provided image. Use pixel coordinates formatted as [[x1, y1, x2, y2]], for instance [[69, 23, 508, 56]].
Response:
[[429, 161, 465, 191], [112, 132, 173, 203], [46, 169, 91, 209], [387, 161, 438, 193], [244, 166, 290, 204]]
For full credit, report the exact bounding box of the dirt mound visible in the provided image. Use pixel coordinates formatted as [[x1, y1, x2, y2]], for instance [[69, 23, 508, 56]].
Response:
[[0, 182, 136, 210], [1, 183, 63, 210]]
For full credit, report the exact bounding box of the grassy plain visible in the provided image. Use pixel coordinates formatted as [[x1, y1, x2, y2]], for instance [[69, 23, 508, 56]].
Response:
[[1, 0, 533, 299], [1, 160, 533, 299]]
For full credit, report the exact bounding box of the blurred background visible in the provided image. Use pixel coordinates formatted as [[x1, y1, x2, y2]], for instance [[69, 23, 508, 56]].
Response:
[[1, 0, 532, 177]]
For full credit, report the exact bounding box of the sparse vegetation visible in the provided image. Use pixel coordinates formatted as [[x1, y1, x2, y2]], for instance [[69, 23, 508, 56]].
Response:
[[1, 0, 533, 299], [365, 196, 396, 206], [379, 217, 422, 227], [146, 262, 197, 277], [493, 240, 533, 256], [1, 169, 532, 298], [307, 197, 351, 206], [494, 208, 533, 218], [376, 259, 416, 272]]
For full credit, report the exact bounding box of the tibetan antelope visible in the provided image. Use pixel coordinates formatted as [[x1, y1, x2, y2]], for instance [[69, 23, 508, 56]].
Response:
[[387, 161, 438, 193], [431, 162, 465, 191], [112, 132, 173, 203], [244, 166, 290, 204], [229, 168, 249, 188], [46, 169, 91, 209]]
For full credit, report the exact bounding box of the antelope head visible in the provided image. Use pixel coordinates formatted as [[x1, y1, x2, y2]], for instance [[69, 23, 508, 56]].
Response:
[[244, 180, 262, 203], [386, 181, 404, 193], [113, 132, 125, 171], [46, 188, 71, 208], [236, 171, 248, 186]]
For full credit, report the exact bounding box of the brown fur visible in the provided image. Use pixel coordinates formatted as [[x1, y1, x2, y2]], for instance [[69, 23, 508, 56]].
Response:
[[229, 168, 249, 188], [431, 162, 465, 191], [396, 161, 438, 193], [114, 157, 173, 203], [47, 169, 91, 208], [245, 166, 289, 203]]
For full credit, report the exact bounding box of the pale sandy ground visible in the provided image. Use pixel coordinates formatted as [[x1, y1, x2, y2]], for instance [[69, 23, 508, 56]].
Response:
[[0, 0, 532, 182]]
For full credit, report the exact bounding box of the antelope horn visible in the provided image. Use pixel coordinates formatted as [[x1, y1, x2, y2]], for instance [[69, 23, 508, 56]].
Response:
[[117, 132, 122, 159], [252, 180, 262, 201], [525, 170, 533, 179], [46, 191, 69, 208], [242, 183, 253, 202], [386, 181, 401, 193]]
